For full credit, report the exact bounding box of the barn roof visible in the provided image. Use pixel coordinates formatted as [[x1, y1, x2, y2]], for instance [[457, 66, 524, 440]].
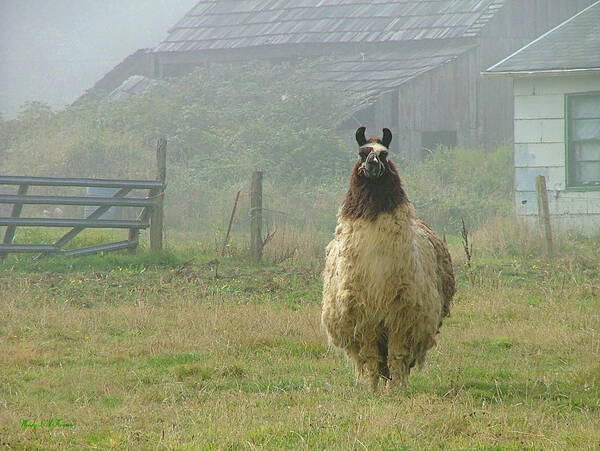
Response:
[[485, 0, 600, 75], [155, 0, 505, 53], [108, 75, 155, 103], [315, 40, 477, 111]]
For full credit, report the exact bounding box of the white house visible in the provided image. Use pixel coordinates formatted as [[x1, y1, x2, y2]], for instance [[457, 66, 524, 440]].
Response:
[[484, 1, 600, 235]]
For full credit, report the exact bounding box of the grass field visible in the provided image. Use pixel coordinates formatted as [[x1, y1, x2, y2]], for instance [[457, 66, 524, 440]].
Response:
[[1, 232, 599, 450]]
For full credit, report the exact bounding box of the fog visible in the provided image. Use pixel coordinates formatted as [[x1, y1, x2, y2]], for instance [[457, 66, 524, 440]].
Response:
[[0, 0, 197, 117]]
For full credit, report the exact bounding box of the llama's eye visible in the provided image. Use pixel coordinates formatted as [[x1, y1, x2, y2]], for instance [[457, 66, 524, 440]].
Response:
[[379, 151, 388, 160]]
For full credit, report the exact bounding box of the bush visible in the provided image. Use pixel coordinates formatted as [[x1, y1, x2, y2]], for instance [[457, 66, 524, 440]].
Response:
[[0, 61, 355, 232], [403, 145, 513, 234]]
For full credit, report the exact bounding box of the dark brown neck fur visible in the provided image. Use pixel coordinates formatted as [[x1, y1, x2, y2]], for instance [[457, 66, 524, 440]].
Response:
[[340, 159, 408, 221]]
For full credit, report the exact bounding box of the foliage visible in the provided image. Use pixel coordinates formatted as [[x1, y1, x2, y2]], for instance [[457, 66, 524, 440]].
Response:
[[1, 61, 355, 231], [92, 61, 354, 184], [403, 145, 513, 234], [1, 60, 514, 236]]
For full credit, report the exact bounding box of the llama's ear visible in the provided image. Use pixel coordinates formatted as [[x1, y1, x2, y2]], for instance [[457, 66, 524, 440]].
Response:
[[355, 127, 367, 147], [382, 128, 392, 148]]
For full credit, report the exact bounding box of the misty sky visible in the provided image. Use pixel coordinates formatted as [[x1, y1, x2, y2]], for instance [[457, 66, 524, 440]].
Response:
[[0, 0, 198, 117]]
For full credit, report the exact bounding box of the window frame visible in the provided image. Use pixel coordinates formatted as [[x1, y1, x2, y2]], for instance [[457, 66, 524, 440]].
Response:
[[565, 91, 600, 191]]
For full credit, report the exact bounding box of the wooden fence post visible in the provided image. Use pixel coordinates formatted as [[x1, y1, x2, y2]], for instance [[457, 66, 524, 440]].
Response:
[[150, 138, 167, 251], [250, 170, 263, 264], [535, 175, 553, 256]]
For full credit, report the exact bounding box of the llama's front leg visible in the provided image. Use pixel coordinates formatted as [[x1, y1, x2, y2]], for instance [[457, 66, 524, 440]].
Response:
[[358, 339, 383, 391], [343, 342, 361, 380], [346, 341, 381, 390], [385, 331, 411, 390]]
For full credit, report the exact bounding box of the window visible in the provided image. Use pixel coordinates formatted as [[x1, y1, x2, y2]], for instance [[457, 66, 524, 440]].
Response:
[[566, 93, 600, 188]]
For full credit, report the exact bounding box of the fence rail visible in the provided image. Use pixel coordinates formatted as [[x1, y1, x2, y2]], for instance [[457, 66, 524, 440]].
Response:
[[0, 217, 150, 228], [0, 176, 163, 189], [0, 194, 157, 208], [0, 139, 167, 259]]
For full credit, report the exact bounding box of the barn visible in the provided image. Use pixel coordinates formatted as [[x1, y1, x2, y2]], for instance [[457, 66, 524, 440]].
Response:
[[86, 0, 596, 158], [484, 1, 600, 234]]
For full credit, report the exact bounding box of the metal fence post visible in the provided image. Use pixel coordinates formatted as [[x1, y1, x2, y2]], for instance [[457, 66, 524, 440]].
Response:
[[150, 138, 167, 251], [1, 184, 29, 260]]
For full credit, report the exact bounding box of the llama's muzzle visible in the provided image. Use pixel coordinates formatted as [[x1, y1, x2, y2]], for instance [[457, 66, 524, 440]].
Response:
[[360, 152, 385, 179]]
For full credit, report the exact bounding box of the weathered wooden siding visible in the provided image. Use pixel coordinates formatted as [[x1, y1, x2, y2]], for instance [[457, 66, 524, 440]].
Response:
[[394, 49, 479, 160], [513, 74, 600, 234]]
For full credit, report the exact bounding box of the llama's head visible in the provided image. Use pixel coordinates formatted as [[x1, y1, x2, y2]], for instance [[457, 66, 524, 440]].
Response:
[[340, 127, 407, 221], [355, 127, 392, 180]]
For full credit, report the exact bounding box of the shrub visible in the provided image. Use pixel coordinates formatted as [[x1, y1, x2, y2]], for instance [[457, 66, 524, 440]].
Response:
[[403, 145, 513, 234]]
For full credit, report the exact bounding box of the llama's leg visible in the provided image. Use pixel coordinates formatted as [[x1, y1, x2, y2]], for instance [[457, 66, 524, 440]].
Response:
[[385, 329, 412, 389], [387, 322, 438, 389], [322, 293, 361, 374], [360, 325, 391, 390], [341, 341, 376, 388], [358, 338, 384, 391], [344, 342, 362, 381], [376, 325, 390, 382]]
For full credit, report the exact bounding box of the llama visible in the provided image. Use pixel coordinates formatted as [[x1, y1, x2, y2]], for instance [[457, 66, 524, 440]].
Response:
[[322, 127, 455, 390]]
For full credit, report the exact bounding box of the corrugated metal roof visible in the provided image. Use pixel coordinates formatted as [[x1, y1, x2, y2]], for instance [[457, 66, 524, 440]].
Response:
[[485, 1, 600, 74], [155, 0, 504, 53], [313, 40, 477, 111]]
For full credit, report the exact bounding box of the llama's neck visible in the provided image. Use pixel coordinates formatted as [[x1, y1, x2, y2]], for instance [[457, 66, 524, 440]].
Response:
[[340, 160, 408, 221]]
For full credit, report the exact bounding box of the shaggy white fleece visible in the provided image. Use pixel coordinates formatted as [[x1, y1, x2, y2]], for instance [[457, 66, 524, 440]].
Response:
[[322, 201, 452, 389]]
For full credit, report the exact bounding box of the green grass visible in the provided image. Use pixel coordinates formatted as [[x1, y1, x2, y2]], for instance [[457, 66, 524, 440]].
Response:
[[1, 238, 599, 450]]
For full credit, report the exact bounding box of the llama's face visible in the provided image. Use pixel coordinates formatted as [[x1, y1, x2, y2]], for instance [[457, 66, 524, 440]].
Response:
[[355, 126, 393, 180], [357, 143, 388, 179]]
